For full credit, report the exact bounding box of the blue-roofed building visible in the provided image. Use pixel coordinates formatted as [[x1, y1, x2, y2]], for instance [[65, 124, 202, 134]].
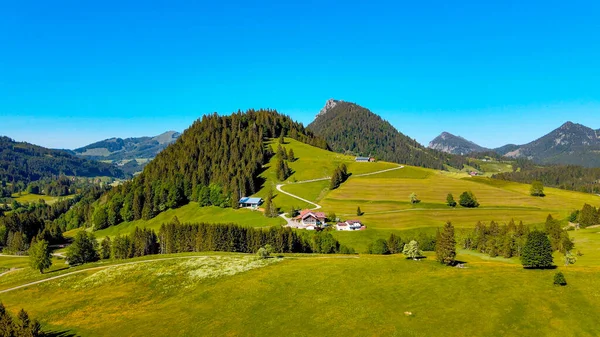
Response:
[[239, 197, 264, 209], [356, 156, 375, 162]]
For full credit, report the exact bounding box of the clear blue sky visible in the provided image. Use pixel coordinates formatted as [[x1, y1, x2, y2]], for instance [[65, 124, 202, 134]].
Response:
[[1, 0, 599, 149]]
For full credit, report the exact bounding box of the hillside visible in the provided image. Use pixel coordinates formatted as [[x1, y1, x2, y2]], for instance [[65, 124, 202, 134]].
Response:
[[307, 100, 467, 170], [93, 110, 328, 230], [0, 136, 125, 186], [72, 131, 181, 175], [503, 122, 600, 167], [428, 132, 490, 155], [73, 131, 180, 161]]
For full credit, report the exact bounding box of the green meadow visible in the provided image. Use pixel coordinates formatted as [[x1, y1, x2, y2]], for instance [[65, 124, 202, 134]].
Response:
[[4, 139, 600, 336], [2, 229, 600, 336]]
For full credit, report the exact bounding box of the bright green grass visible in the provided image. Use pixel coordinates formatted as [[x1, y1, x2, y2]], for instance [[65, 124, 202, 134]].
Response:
[[252, 138, 399, 211], [10, 192, 74, 205], [94, 203, 285, 238], [3, 250, 600, 336]]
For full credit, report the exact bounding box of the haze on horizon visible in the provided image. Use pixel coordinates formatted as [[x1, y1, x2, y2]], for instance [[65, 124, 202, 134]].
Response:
[[1, 0, 599, 149]]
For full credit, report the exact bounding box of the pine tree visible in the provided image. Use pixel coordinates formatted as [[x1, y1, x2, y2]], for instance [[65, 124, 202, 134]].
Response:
[[356, 206, 362, 216], [435, 222, 456, 266], [288, 148, 295, 162], [446, 193, 457, 207], [521, 230, 553, 268], [387, 233, 403, 254], [459, 191, 479, 208], [28, 239, 52, 273], [101, 236, 112, 259]]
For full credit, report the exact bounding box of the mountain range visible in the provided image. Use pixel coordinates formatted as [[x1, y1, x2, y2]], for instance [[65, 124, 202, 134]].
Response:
[[428, 122, 600, 167]]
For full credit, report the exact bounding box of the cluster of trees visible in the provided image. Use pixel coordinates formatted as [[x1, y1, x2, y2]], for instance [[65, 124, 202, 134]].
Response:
[[571, 203, 600, 227], [53, 185, 110, 231], [461, 216, 574, 264], [494, 165, 600, 194], [307, 101, 470, 171], [273, 143, 293, 181], [0, 303, 44, 337], [63, 221, 355, 266], [367, 232, 436, 255], [26, 176, 75, 196], [94, 110, 327, 229], [0, 136, 125, 189], [263, 189, 278, 218], [367, 225, 457, 266], [459, 191, 479, 208], [462, 220, 531, 258], [329, 164, 349, 190]]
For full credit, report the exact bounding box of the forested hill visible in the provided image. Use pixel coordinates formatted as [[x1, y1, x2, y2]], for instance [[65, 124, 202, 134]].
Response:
[[0, 136, 125, 185], [96, 109, 327, 227], [307, 100, 467, 170], [72, 131, 181, 161]]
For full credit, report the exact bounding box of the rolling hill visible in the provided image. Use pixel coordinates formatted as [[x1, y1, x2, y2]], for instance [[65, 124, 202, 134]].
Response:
[[0, 136, 125, 185], [307, 99, 467, 170], [428, 132, 490, 155]]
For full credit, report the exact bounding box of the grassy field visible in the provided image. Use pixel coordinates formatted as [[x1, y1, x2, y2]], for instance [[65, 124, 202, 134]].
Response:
[[9, 192, 74, 205], [5, 138, 600, 336], [252, 138, 399, 211], [94, 203, 286, 238], [2, 231, 600, 336]]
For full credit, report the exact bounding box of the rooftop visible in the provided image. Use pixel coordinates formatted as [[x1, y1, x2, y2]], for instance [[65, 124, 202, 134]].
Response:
[[239, 197, 263, 204]]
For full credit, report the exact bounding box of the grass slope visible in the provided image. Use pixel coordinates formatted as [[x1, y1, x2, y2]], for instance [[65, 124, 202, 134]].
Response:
[[2, 235, 600, 336], [95, 203, 285, 238]]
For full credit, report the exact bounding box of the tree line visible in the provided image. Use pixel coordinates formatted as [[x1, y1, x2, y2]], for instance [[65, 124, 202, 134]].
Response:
[[92, 110, 328, 230], [0, 303, 44, 337], [329, 163, 349, 190], [493, 165, 600, 194], [63, 219, 355, 266]]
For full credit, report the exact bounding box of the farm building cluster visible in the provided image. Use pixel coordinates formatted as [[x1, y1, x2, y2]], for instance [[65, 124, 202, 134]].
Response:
[[288, 209, 365, 231]]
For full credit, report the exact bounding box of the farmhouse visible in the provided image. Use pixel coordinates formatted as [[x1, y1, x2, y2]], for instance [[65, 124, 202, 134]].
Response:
[[293, 209, 327, 229], [355, 156, 375, 162], [336, 220, 365, 231], [238, 197, 263, 209]]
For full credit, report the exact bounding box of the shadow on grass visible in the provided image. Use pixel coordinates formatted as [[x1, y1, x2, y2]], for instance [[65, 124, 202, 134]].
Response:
[[46, 267, 70, 274], [45, 329, 78, 337], [523, 265, 558, 270]]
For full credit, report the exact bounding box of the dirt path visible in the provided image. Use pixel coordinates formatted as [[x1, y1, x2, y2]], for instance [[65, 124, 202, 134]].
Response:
[[276, 165, 404, 223]]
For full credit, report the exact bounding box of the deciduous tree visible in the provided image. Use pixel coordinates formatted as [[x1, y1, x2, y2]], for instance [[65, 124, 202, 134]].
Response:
[[28, 239, 52, 273]]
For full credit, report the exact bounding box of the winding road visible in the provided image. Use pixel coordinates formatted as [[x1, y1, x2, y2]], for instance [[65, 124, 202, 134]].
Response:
[[276, 165, 404, 224]]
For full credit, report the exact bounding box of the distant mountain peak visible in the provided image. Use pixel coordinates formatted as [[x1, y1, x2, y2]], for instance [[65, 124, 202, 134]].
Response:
[[316, 98, 342, 118], [428, 132, 489, 155]]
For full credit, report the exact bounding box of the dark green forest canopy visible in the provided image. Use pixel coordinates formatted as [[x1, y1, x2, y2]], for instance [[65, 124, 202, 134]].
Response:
[[0, 136, 125, 185], [99, 109, 328, 226], [307, 101, 468, 170]]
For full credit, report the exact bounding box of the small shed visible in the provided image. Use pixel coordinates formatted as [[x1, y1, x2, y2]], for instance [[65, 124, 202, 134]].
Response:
[[239, 197, 264, 209]]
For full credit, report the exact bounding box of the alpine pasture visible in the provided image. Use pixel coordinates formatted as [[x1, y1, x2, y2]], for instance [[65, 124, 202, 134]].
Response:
[[2, 138, 600, 336]]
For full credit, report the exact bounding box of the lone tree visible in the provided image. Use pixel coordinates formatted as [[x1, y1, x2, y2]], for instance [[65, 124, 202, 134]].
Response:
[[402, 240, 423, 260], [521, 230, 554, 268], [356, 206, 363, 216], [530, 180, 545, 197], [409, 193, 420, 204], [435, 222, 456, 265], [459, 191, 479, 208], [553, 272, 567, 286], [446, 193, 457, 207], [28, 239, 52, 274]]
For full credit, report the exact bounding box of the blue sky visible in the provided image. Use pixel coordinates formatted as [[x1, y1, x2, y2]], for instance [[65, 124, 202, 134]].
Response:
[[1, 0, 599, 149]]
